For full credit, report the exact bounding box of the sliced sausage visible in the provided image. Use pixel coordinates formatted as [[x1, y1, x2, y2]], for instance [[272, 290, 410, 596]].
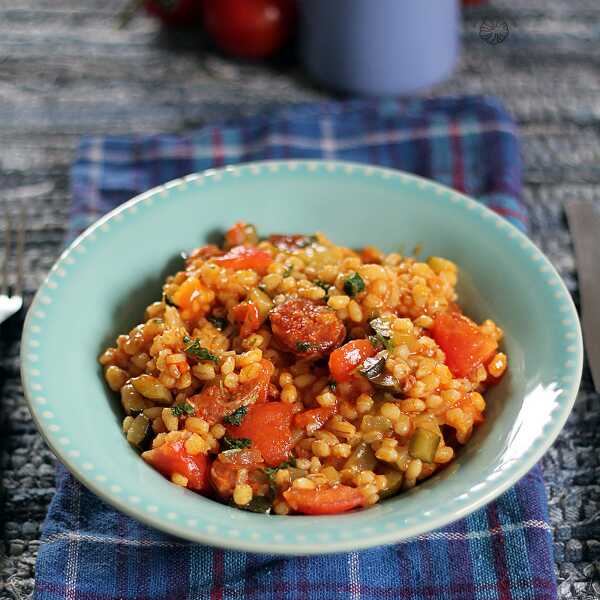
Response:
[[269, 298, 345, 357]]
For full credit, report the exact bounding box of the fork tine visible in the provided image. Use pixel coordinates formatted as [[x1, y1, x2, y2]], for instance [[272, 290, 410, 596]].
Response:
[[15, 202, 25, 297], [2, 201, 11, 297]]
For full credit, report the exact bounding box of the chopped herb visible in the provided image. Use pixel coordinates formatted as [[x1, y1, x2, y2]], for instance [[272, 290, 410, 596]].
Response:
[[258, 283, 268, 291], [171, 402, 195, 417], [223, 406, 248, 426], [343, 272, 365, 297], [314, 279, 331, 299], [282, 265, 293, 278], [183, 335, 219, 363], [207, 316, 228, 331], [164, 295, 177, 307], [328, 380, 337, 391], [369, 333, 394, 352], [221, 435, 252, 451], [296, 341, 317, 353], [264, 457, 297, 478], [369, 317, 394, 351]]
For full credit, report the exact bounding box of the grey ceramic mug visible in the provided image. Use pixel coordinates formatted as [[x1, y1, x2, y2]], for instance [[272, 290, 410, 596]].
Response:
[[299, 0, 460, 97]]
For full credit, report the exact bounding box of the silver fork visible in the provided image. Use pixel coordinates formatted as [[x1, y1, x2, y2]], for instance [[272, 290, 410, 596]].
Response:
[[0, 202, 25, 323]]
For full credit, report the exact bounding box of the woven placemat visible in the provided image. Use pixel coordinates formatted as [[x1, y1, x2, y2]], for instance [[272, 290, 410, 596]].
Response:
[[1, 1, 599, 598]]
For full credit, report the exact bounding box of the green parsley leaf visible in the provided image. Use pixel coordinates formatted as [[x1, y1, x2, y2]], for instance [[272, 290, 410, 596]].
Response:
[[313, 279, 331, 299], [221, 435, 252, 451], [207, 316, 228, 331], [343, 272, 365, 297], [171, 402, 195, 417], [223, 406, 248, 426], [264, 458, 297, 478], [282, 265, 293, 278], [369, 333, 394, 352], [183, 335, 219, 363], [296, 341, 317, 353]]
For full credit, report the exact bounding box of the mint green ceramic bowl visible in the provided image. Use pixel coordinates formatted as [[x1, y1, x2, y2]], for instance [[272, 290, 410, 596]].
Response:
[[22, 160, 582, 555]]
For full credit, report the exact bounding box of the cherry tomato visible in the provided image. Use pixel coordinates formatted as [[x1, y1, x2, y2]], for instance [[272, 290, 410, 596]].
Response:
[[142, 439, 211, 492], [201, 0, 296, 59], [144, 0, 203, 26], [231, 301, 261, 339], [226, 402, 294, 466], [328, 339, 377, 383], [431, 312, 498, 378], [284, 484, 365, 515], [213, 245, 272, 274]]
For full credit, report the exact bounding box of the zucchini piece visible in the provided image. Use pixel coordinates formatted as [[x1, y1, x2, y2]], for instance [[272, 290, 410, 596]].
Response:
[[120, 383, 147, 415], [344, 442, 377, 472], [130, 374, 173, 404], [378, 469, 404, 499], [408, 427, 441, 462], [126, 414, 152, 449], [359, 354, 386, 379]]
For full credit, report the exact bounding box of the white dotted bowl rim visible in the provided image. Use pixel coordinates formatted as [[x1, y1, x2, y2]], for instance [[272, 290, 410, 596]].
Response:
[[21, 159, 583, 555]]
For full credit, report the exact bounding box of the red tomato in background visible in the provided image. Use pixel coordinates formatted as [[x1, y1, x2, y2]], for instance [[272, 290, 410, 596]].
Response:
[[201, 0, 297, 59], [144, 0, 203, 26]]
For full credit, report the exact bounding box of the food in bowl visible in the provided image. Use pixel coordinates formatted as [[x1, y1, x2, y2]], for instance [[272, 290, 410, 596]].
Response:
[[99, 223, 507, 515]]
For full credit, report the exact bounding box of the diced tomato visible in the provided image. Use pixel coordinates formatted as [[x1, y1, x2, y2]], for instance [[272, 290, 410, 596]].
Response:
[[171, 276, 205, 309], [213, 245, 272, 274], [218, 448, 264, 466], [283, 484, 365, 515], [225, 222, 258, 248], [210, 457, 268, 499], [142, 439, 211, 493], [188, 383, 230, 425], [431, 312, 498, 378], [189, 359, 274, 424], [328, 339, 377, 382], [231, 301, 261, 338], [232, 359, 274, 405], [226, 402, 294, 467], [294, 406, 336, 433]]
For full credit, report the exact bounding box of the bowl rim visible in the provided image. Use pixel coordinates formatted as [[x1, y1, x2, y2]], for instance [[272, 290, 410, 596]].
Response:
[[21, 159, 583, 555]]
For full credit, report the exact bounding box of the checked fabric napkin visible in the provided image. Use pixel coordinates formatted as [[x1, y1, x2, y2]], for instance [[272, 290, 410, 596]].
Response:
[[35, 97, 556, 600]]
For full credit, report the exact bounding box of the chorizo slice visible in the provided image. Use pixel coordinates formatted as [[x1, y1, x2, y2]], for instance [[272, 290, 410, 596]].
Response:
[[269, 298, 345, 357]]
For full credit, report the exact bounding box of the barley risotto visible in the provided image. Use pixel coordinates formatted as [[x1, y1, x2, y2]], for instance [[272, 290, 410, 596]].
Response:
[[99, 223, 507, 516]]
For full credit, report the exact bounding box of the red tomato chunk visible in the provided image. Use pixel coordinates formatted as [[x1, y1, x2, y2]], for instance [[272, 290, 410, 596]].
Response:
[[431, 312, 498, 378], [328, 339, 377, 382], [226, 402, 294, 467], [213, 245, 272, 274], [142, 440, 210, 493], [284, 484, 365, 515]]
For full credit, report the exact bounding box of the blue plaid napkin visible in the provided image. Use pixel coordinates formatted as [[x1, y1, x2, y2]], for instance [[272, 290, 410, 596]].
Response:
[[35, 97, 556, 600]]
